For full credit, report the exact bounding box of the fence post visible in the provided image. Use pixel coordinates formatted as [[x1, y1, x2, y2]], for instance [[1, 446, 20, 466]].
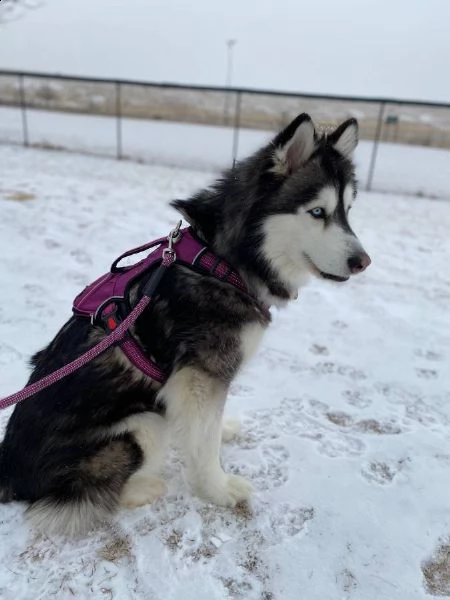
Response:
[[232, 91, 242, 164], [366, 101, 386, 191], [18, 74, 29, 147], [115, 81, 122, 160]]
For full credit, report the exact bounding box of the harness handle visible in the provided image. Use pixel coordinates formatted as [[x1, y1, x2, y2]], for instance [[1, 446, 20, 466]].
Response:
[[110, 236, 167, 273]]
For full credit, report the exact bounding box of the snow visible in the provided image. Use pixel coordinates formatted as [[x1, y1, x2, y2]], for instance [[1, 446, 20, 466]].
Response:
[[1, 106, 450, 200], [0, 144, 450, 599]]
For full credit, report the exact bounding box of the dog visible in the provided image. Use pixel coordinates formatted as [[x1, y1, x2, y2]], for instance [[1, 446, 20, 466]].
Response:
[[0, 113, 370, 536]]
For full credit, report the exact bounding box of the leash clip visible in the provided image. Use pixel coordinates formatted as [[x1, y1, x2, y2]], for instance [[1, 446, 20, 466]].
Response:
[[163, 220, 182, 265], [168, 220, 182, 245], [142, 222, 181, 296]]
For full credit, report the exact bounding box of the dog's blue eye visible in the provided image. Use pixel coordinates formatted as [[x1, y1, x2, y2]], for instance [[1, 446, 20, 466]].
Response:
[[309, 208, 325, 219]]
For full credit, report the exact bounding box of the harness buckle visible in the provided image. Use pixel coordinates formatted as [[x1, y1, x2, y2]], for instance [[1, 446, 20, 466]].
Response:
[[97, 301, 122, 334]]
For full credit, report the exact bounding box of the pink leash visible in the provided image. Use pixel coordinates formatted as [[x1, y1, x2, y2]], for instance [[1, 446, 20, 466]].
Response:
[[0, 295, 151, 411]]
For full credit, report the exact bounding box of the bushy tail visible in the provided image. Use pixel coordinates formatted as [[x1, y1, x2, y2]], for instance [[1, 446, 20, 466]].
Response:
[[26, 491, 118, 537]]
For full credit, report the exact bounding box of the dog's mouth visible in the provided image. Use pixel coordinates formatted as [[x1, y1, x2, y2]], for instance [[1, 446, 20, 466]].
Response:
[[319, 272, 349, 282], [303, 254, 350, 283]]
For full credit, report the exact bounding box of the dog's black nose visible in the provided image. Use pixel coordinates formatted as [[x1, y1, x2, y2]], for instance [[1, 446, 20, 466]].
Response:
[[348, 253, 371, 274]]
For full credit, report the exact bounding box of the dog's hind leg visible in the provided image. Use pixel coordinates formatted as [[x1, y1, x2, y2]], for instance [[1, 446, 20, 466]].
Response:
[[162, 367, 252, 507], [26, 433, 143, 536], [114, 412, 168, 509]]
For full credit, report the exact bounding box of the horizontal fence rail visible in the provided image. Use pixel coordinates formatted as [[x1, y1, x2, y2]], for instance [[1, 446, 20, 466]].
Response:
[[1, 69, 449, 108], [0, 70, 449, 196]]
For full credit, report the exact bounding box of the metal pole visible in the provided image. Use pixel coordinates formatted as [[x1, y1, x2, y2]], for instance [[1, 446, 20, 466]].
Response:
[[223, 39, 237, 125], [366, 101, 386, 191], [115, 81, 122, 160], [232, 91, 242, 164], [18, 74, 29, 147]]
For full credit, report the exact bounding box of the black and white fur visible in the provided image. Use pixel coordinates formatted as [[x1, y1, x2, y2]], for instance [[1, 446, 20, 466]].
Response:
[[0, 114, 370, 536]]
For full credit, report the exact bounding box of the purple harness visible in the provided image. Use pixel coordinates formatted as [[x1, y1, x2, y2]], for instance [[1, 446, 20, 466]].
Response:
[[72, 225, 249, 384], [0, 223, 265, 411]]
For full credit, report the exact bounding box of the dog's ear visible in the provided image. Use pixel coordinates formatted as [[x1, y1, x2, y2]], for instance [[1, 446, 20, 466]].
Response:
[[329, 118, 358, 158], [171, 199, 191, 223], [171, 197, 216, 240], [272, 113, 316, 175], [171, 198, 206, 227]]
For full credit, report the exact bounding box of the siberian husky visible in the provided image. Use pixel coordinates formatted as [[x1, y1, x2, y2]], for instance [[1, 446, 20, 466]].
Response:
[[0, 114, 370, 535]]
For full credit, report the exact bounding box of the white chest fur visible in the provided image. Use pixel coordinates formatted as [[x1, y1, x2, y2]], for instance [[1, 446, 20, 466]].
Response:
[[239, 322, 267, 368]]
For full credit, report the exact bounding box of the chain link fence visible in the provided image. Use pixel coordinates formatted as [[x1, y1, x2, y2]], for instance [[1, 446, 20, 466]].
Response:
[[1, 71, 449, 198]]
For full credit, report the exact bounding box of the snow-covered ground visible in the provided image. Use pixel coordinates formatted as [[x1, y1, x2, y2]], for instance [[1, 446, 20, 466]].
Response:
[[1, 106, 450, 199], [0, 144, 450, 600]]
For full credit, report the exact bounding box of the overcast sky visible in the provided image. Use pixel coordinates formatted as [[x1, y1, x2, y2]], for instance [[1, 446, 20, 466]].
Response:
[[0, 0, 449, 102]]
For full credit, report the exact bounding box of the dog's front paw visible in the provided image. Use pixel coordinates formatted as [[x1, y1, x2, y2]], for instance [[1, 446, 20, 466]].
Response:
[[196, 473, 253, 507], [223, 474, 253, 505]]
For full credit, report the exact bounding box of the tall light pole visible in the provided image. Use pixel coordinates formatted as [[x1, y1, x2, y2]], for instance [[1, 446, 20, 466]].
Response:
[[223, 39, 237, 125]]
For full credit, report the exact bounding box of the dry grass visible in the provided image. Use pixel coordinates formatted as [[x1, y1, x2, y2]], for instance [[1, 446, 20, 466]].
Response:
[[422, 541, 450, 596], [97, 535, 132, 563], [1, 189, 36, 201], [326, 411, 402, 435]]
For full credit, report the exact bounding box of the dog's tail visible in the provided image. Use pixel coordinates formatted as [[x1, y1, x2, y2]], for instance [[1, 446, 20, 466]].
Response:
[[25, 490, 118, 537]]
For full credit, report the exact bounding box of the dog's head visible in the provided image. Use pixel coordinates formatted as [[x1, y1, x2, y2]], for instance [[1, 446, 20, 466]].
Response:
[[172, 113, 370, 304], [259, 114, 371, 291]]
